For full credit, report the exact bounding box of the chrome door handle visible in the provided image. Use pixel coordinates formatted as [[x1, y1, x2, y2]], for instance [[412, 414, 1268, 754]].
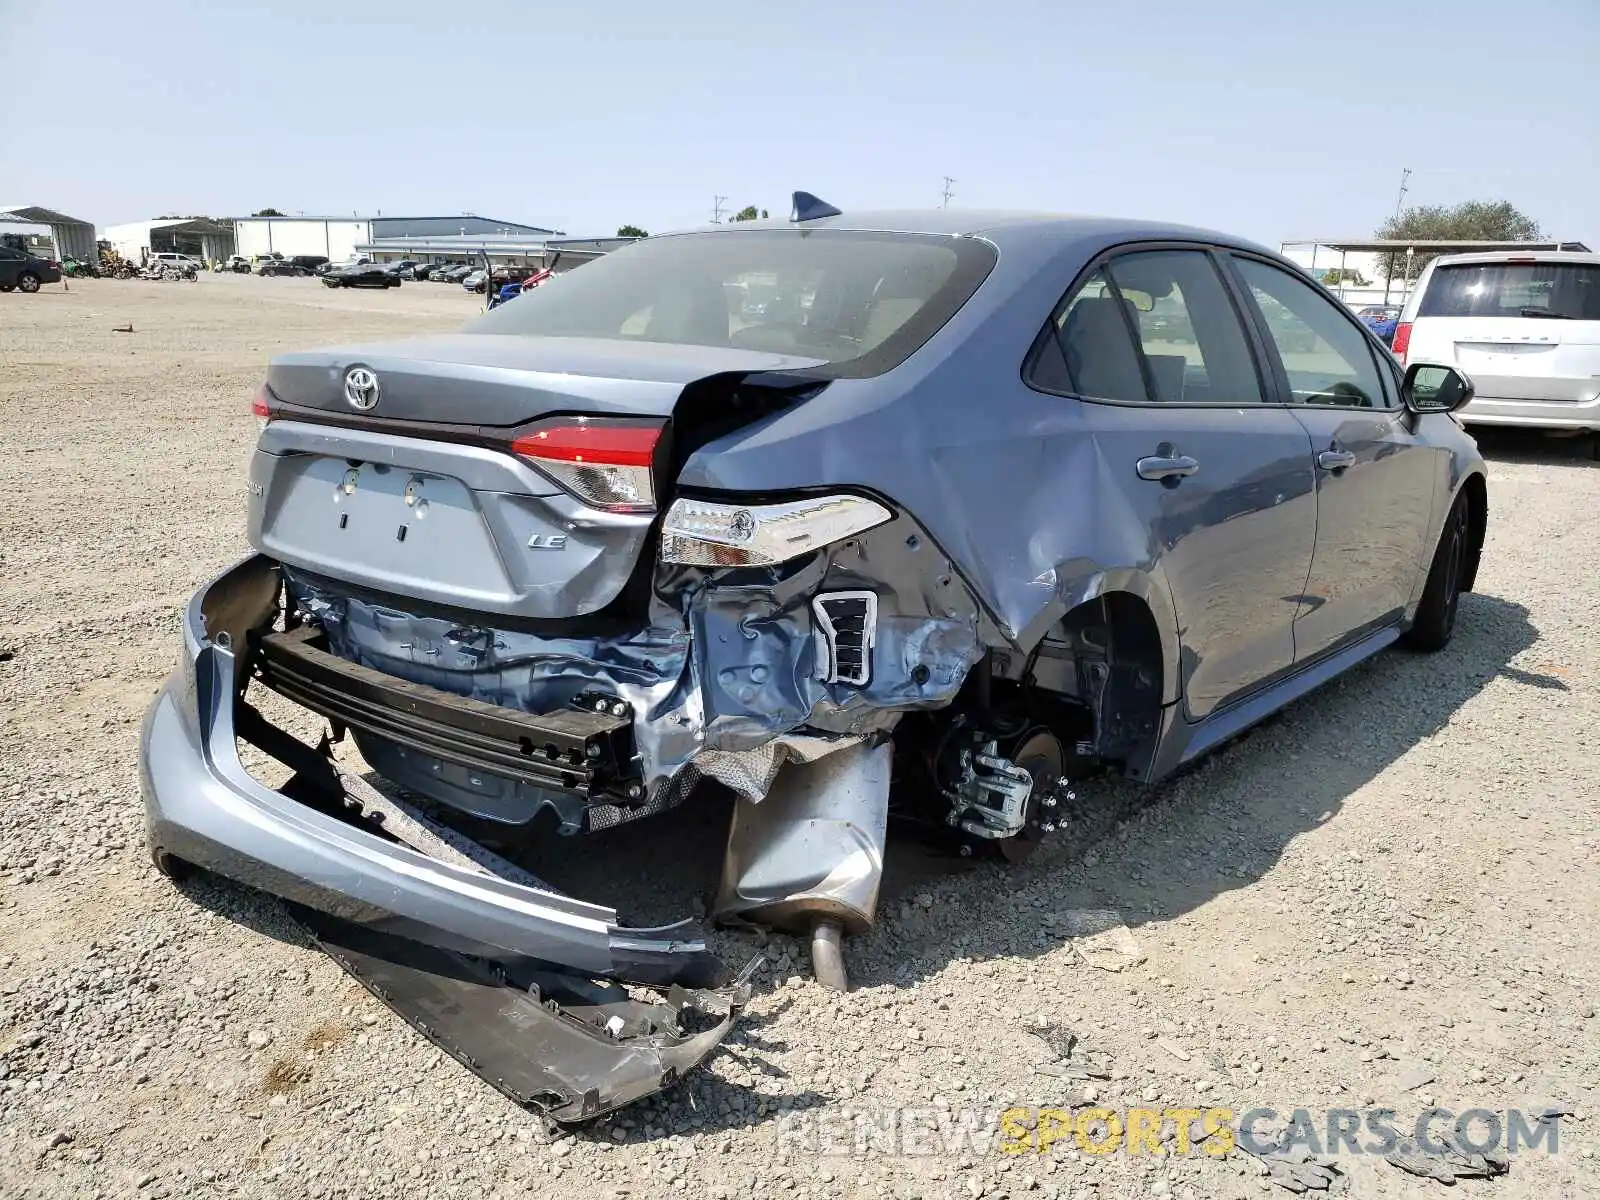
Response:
[[1317, 449, 1356, 471], [1136, 454, 1200, 481]]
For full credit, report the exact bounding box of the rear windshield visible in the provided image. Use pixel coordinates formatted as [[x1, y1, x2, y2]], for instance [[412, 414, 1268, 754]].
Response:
[[1419, 261, 1600, 320], [465, 229, 997, 378]]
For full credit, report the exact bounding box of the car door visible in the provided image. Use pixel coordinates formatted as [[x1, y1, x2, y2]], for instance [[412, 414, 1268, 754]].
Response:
[[1029, 246, 1318, 721], [1226, 254, 1437, 661]]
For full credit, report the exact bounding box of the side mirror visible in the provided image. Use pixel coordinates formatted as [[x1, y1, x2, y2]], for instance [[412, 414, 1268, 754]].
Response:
[[1402, 362, 1475, 415]]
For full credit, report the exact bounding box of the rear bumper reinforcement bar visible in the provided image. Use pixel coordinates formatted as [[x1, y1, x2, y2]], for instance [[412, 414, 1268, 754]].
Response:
[[253, 624, 637, 797]]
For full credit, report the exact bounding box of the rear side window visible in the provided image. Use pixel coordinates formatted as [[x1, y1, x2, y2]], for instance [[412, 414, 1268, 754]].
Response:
[[1036, 249, 1265, 405], [466, 229, 996, 379], [1419, 260, 1600, 320]]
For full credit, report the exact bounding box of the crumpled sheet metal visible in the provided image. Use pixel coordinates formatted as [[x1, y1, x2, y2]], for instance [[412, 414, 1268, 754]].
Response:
[[283, 515, 988, 821]]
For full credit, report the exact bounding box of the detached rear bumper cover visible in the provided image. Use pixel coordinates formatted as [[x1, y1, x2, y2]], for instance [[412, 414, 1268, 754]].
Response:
[[139, 557, 726, 990]]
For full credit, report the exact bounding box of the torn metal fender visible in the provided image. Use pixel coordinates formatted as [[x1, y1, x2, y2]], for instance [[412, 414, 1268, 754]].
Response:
[[300, 904, 758, 1123]]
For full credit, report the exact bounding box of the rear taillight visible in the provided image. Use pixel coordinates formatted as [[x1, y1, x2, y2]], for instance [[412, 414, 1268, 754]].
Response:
[[510, 420, 662, 513], [1391, 322, 1412, 364], [251, 384, 273, 428]]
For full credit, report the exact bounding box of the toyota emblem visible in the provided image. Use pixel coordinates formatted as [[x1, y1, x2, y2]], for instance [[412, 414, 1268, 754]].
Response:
[[343, 365, 380, 411]]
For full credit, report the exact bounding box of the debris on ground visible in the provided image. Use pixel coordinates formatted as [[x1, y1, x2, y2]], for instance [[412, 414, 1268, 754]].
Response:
[[1235, 1139, 1348, 1193], [1156, 1037, 1192, 1062], [1049, 908, 1145, 971], [1385, 1134, 1511, 1185], [1028, 1021, 1112, 1080], [1397, 1064, 1437, 1092]]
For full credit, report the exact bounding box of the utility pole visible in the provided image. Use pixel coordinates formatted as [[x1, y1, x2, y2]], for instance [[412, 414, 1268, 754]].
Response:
[[712, 195, 727, 224], [941, 177, 955, 209], [1393, 168, 1411, 222]]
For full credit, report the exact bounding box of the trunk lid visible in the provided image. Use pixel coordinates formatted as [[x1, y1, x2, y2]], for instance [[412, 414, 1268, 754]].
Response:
[[265, 334, 827, 426], [251, 335, 828, 622]]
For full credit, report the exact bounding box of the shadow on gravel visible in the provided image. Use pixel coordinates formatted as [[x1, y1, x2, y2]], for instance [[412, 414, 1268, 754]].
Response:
[[1470, 426, 1599, 467], [851, 591, 1543, 988], [427, 592, 1543, 1000], [502, 592, 1543, 995]]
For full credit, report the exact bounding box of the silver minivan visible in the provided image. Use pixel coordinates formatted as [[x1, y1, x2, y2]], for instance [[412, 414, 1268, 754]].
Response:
[[1396, 250, 1600, 431]]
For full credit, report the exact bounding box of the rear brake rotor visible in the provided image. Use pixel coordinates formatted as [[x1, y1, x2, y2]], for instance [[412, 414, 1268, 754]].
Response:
[[997, 728, 1065, 864]]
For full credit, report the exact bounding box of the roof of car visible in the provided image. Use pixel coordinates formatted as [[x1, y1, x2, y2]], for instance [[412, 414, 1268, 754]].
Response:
[[1426, 249, 1600, 268], [671, 208, 1274, 255]]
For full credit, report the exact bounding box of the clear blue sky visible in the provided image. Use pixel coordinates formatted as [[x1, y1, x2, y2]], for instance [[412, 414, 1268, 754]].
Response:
[[2, 0, 1595, 246]]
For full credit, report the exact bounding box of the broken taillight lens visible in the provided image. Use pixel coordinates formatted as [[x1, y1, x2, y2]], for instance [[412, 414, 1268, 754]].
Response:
[[510, 420, 663, 513], [251, 384, 273, 429]]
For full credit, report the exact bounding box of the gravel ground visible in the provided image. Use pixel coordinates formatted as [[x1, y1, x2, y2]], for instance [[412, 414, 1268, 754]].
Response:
[[2, 274, 1598, 1199]]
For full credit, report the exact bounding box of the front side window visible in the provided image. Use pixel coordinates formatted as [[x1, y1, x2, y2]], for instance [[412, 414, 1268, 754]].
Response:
[[1419, 260, 1600, 321], [1234, 258, 1391, 409], [466, 229, 996, 378], [1038, 249, 1265, 405]]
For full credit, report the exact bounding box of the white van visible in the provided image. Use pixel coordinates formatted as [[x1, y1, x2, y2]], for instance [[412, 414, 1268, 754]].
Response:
[[1396, 251, 1600, 430]]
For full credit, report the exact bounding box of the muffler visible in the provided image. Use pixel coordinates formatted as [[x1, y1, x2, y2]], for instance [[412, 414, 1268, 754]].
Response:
[[712, 739, 891, 991]]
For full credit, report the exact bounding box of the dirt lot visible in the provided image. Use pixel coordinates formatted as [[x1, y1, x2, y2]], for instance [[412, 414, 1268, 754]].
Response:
[[2, 274, 1598, 1200]]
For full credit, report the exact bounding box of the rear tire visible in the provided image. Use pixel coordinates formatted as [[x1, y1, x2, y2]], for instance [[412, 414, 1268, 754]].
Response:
[[17, 272, 41, 294], [1403, 495, 1469, 652], [148, 841, 191, 882]]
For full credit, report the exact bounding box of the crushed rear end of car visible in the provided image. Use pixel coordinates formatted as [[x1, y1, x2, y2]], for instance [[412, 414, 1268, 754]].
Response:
[[134, 224, 1075, 1120]]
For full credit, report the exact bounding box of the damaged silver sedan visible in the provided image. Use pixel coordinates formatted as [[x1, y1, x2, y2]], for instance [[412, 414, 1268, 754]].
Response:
[[140, 194, 1488, 1119]]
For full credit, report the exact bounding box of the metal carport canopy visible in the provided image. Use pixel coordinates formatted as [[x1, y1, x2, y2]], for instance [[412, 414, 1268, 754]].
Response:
[[0, 205, 99, 261], [1282, 238, 1591, 253]]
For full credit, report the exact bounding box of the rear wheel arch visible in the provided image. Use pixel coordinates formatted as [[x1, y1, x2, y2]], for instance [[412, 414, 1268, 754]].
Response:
[[1015, 587, 1172, 781]]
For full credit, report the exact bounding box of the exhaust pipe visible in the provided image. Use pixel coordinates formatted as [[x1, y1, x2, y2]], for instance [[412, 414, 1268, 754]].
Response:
[[712, 739, 891, 991]]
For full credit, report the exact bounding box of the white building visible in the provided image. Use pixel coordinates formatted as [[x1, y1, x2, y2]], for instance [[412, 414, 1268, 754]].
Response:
[[102, 217, 235, 265], [231, 214, 559, 263]]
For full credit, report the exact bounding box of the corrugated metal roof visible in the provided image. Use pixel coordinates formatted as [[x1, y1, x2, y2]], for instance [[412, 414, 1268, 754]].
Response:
[[1282, 238, 1590, 253], [0, 205, 96, 227]]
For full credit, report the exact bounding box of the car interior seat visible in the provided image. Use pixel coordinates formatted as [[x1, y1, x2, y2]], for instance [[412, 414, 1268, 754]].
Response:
[[644, 273, 732, 346], [1060, 296, 1148, 402]]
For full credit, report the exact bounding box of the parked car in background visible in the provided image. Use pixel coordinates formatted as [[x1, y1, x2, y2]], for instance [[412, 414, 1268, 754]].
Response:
[[382, 260, 421, 279], [321, 261, 399, 289], [1356, 306, 1401, 347], [1395, 251, 1600, 433], [290, 255, 330, 273], [155, 252, 204, 273], [486, 279, 523, 309], [218, 255, 253, 273], [0, 245, 61, 293], [259, 260, 312, 277], [439, 264, 474, 283]]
